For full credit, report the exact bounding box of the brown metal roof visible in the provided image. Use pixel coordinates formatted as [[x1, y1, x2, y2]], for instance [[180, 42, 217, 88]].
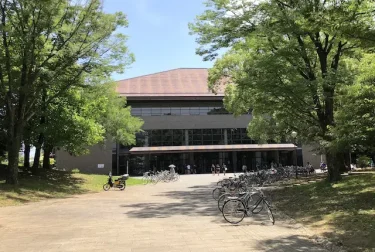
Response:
[[116, 68, 225, 98], [129, 144, 297, 154]]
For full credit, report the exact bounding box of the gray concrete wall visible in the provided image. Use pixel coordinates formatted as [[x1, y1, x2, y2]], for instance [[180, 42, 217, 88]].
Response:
[[301, 145, 325, 169], [56, 140, 113, 174], [141, 115, 252, 130]]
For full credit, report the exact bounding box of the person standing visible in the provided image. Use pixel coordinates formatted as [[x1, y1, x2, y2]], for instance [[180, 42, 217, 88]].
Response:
[[211, 164, 215, 175], [307, 162, 314, 174], [223, 164, 227, 176], [242, 164, 247, 173], [216, 164, 221, 175], [187, 164, 191, 174]]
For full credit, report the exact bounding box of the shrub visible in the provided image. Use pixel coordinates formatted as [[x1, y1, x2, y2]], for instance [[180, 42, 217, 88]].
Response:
[[71, 168, 80, 173], [356, 155, 372, 168]]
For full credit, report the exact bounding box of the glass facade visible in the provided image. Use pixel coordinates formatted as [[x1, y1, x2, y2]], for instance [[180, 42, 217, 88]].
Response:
[[132, 128, 253, 147], [131, 106, 231, 116], [115, 150, 298, 176]]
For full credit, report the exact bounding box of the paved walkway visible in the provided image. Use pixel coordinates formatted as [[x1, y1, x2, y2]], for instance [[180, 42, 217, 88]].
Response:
[[0, 174, 328, 252]]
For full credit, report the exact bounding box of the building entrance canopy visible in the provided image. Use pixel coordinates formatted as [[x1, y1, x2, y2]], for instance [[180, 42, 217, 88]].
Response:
[[129, 144, 296, 155]]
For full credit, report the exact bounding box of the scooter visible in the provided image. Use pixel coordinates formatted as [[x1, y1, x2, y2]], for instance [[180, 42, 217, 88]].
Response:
[[103, 173, 128, 191]]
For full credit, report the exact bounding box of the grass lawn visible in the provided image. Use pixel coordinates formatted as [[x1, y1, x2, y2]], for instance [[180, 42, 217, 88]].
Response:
[[271, 173, 375, 252], [0, 170, 142, 207]]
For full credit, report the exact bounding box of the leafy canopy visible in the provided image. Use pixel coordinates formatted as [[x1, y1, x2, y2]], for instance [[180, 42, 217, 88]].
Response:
[[190, 0, 375, 148]]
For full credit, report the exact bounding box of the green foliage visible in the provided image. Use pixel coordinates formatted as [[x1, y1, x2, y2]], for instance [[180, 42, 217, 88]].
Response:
[[333, 54, 375, 153], [272, 174, 375, 251], [0, 0, 137, 183], [39, 83, 143, 156], [356, 155, 371, 168], [190, 0, 375, 181], [0, 170, 143, 206], [71, 168, 80, 174]]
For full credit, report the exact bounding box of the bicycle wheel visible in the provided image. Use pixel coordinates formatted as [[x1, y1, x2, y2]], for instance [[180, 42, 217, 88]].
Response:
[[264, 200, 275, 225], [222, 199, 246, 224], [248, 193, 264, 214], [212, 187, 223, 200], [142, 177, 148, 185], [103, 184, 111, 191], [218, 193, 231, 212], [151, 177, 158, 185], [173, 174, 180, 182]]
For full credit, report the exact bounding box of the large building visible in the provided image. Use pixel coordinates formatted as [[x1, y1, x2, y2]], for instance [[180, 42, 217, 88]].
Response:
[[56, 68, 321, 175]]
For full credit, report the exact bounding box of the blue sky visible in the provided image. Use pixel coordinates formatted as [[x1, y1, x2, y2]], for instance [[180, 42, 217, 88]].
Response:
[[103, 0, 214, 80]]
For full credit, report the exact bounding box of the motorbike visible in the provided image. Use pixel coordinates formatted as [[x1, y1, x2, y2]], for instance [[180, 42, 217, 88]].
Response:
[[103, 173, 128, 191]]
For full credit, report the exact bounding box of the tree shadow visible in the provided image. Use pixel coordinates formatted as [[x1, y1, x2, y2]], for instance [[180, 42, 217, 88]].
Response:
[[121, 183, 219, 218], [121, 182, 294, 228], [270, 174, 375, 252], [256, 235, 330, 252], [0, 170, 89, 205]]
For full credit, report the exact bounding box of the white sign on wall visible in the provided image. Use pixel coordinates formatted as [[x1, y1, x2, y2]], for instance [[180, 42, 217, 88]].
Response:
[[98, 164, 104, 169]]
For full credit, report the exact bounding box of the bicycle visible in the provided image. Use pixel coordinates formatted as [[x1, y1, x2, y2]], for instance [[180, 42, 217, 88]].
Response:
[[222, 190, 274, 225]]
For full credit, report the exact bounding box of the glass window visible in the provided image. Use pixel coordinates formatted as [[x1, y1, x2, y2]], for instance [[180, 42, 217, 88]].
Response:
[[193, 129, 202, 136], [208, 107, 218, 115], [203, 134, 212, 142], [131, 108, 142, 116], [142, 108, 151, 116], [173, 129, 184, 146], [162, 108, 171, 115], [181, 108, 190, 115], [193, 140, 203, 145], [202, 129, 212, 135], [151, 108, 161, 116], [135, 132, 146, 147], [203, 140, 213, 145], [190, 108, 200, 115], [150, 130, 162, 146], [199, 107, 209, 115], [171, 107, 180, 115], [212, 129, 222, 135], [212, 134, 223, 145]]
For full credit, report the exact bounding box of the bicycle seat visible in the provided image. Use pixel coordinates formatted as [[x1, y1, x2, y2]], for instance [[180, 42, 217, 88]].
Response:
[[227, 196, 239, 200], [239, 192, 247, 196]]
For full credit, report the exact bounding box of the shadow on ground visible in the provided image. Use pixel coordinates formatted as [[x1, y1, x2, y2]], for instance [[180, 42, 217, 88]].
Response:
[[256, 235, 329, 252], [120, 183, 219, 218], [121, 182, 283, 227], [0, 170, 88, 205], [270, 173, 375, 252]]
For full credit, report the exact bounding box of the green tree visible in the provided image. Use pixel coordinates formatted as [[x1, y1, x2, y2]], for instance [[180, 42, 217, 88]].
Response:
[[333, 54, 375, 154], [190, 0, 375, 182], [41, 83, 143, 168], [0, 0, 133, 184]]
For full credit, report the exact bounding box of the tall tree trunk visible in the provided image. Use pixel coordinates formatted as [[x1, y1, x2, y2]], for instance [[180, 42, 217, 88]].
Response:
[[326, 150, 342, 182], [6, 140, 21, 184], [42, 145, 52, 169], [32, 87, 47, 173], [5, 110, 24, 185], [24, 144, 30, 168], [32, 140, 42, 172], [6, 121, 23, 184]]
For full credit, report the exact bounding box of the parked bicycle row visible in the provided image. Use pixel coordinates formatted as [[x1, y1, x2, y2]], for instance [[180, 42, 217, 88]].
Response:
[[212, 174, 275, 225], [142, 170, 180, 184]]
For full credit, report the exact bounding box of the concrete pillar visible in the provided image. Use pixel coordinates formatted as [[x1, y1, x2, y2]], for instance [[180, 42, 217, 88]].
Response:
[[224, 129, 228, 145], [185, 130, 189, 146]]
